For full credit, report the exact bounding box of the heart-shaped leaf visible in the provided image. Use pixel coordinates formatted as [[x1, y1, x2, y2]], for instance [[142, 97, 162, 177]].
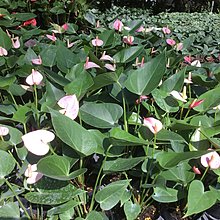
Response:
[[124, 201, 141, 220], [152, 186, 178, 203], [0, 150, 15, 178], [51, 109, 97, 156], [80, 103, 123, 129], [125, 52, 166, 95], [38, 155, 86, 180], [95, 180, 130, 210], [184, 180, 217, 217]]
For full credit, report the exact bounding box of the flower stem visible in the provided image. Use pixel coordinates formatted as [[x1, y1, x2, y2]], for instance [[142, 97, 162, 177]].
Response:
[[33, 85, 40, 128], [122, 91, 128, 132], [5, 178, 31, 219], [200, 166, 209, 182], [89, 145, 112, 212]]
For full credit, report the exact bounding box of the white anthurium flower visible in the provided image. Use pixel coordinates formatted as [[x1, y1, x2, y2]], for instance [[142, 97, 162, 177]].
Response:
[[170, 86, 187, 102], [22, 130, 55, 156], [191, 60, 201, 67]]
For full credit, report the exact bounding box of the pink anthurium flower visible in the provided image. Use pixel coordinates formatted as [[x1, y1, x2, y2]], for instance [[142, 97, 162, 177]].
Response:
[[176, 42, 183, 51], [166, 38, 176, 46], [113, 19, 123, 32], [193, 166, 201, 175], [22, 18, 37, 27], [0, 47, 8, 56], [92, 36, 103, 47], [201, 150, 220, 170], [22, 130, 55, 156], [31, 56, 42, 65], [67, 39, 74, 48], [100, 51, 114, 62], [143, 117, 163, 134], [26, 69, 43, 86], [189, 99, 204, 109], [133, 57, 145, 68], [58, 94, 79, 120], [184, 55, 191, 64], [136, 26, 145, 32], [136, 95, 149, 104], [46, 33, 57, 42], [62, 23, 68, 31], [25, 164, 43, 184], [11, 36, 20, 49], [84, 57, 100, 70], [123, 36, 134, 45], [104, 64, 116, 71], [162, 26, 171, 34], [0, 126, 9, 136]]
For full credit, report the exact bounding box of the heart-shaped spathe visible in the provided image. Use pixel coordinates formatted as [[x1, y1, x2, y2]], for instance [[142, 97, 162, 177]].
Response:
[[22, 130, 55, 156]]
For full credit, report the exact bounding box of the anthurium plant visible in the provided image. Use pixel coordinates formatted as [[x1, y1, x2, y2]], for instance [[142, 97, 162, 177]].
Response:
[[1, 4, 220, 220]]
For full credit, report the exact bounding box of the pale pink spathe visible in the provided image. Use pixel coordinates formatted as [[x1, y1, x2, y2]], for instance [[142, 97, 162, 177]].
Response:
[[84, 57, 100, 70], [25, 164, 43, 184], [201, 150, 220, 170], [123, 36, 134, 45], [11, 36, 20, 49], [32, 56, 42, 65], [143, 117, 163, 134], [0, 126, 9, 136], [58, 94, 79, 120], [22, 130, 55, 156], [0, 47, 8, 56], [113, 19, 123, 32], [26, 69, 43, 86], [92, 36, 103, 47]]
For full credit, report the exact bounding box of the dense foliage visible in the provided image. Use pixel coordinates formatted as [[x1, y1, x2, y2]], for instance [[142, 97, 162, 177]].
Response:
[[1, 1, 220, 220]]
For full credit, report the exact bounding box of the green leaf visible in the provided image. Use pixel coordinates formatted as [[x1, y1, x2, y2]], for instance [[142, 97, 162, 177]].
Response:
[[56, 44, 78, 71], [95, 180, 130, 210], [51, 109, 97, 156], [103, 157, 144, 172], [125, 52, 166, 95], [156, 151, 208, 168], [110, 127, 148, 146], [160, 162, 195, 184], [160, 67, 186, 93], [184, 180, 217, 217], [157, 130, 186, 143], [0, 202, 20, 219], [124, 201, 141, 220], [113, 46, 143, 63], [25, 183, 84, 205], [11, 12, 36, 21], [90, 72, 118, 91], [64, 70, 94, 99], [86, 211, 107, 220], [0, 27, 12, 50], [152, 187, 178, 203], [47, 200, 80, 216], [0, 150, 15, 178], [0, 76, 16, 89], [40, 45, 57, 67], [194, 86, 220, 112], [37, 155, 70, 180], [80, 103, 123, 129], [152, 89, 179, 113], [12, 105, 31, 124]]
